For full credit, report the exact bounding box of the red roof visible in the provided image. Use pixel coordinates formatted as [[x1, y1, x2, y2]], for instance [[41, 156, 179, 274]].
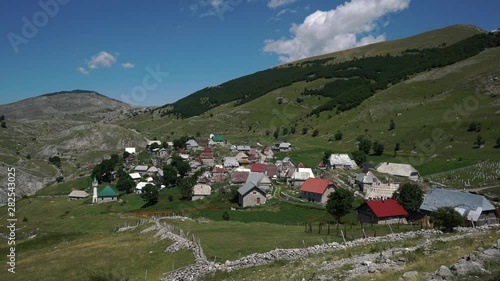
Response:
[[200, 152, 214, 159], [299, 178, 334, 195], [251, 163, 265, 173], [365, 199, 408, 218], [297, 162, 306, 168], [203, 146, 212, 153]]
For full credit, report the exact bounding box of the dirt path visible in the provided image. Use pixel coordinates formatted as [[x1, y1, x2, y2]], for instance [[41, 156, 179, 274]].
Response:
[[467, 185, 500, 192]]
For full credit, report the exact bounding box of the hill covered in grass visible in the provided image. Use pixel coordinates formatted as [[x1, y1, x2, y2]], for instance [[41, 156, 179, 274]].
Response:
[[121, 24, 500, 177], [160, 25, 493, 118]]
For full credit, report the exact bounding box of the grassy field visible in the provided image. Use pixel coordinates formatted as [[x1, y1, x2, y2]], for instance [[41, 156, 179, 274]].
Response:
[[200, 229, 500, 281], [426, 160, 500, 187]]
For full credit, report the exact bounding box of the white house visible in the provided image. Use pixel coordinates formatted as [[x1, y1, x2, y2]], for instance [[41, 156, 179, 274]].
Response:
[[292, 168, 315, 186], [129, 172, 142, 181], [278, 142, 292, 152], [125, 147, 136, 154], [192, 184, 212, 201], [327, 154, 357, 169], [186, 139, 199, 150], [355, 171, 379, 192]]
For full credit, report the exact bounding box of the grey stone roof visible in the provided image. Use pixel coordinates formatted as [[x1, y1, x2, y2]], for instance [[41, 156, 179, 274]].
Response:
[[420, 187, 496, 212], [68, 190, 89, 198], [356, 171, 379, 184], [375, 162, 419, 177], [238, 172, 267, 196]]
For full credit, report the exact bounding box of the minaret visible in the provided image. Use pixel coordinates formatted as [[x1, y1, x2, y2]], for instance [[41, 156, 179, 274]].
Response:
[[92, 177, 98, 203]]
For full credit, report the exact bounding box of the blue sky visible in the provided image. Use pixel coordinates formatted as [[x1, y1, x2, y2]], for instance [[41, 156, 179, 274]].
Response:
[[1, 0, 499, 106]]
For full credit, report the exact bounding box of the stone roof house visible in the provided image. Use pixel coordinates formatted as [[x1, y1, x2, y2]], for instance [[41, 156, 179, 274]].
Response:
[[420, 187, 498, 226], [376, 162, 420, 181], [355, 170, 380, 192], [68, 190, 89, 200], [238, 180, 267, 207], [186, 139, 199, 150], [192, 184, 211, 201]]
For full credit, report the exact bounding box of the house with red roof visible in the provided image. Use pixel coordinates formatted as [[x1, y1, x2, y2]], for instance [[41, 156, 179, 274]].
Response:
[[299, 178, 335, 204], [356, 199, 408, 225], [251, 163, 266, 173]]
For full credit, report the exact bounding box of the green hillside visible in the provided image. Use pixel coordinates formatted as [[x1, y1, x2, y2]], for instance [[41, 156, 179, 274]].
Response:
[[161, 24, 490, 118], [120, 25, 500, 177]]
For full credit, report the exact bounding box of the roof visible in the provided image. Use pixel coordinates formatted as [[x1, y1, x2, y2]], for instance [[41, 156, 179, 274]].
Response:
[[98, 185, 119, 197], [238, 180, 265, 196], [193, 184, 211, 196], [297, 162, 306, 168], [420, 187, 496, 213], [251, 163, 266, 173], [293, 168, 315, 181], [299, 178, 334, 195], [264, 164, 279, 177], [148, 140, 162, 146], [134, 165, 149, 172], [364, 183, 400, 200], [129, 172, 141, 180], [231, 171, 250, 183], [375, 162, 419, 178], [68, 190, 89, 198], [246, 172, 265, 186], [200, 152, 214, 159], [328, 154, 357, 168], [356, 171, 379, 184], [136, 182, 150, 190], [186, 139, 199, 147], [125, 147, 136, 154], [363, 199, 408, 218], [237, 145, 251, 151], [279, 142, 291, 149], [212, 135, 224, 142], [147, 166, 159, 173], [224, 157, 239, 167]]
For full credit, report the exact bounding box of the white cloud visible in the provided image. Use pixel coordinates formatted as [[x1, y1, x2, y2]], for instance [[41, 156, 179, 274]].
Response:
[[194, 0, 236, 20], [268, 0, 296, 9], [121, 62, 135, 69], [277, 8, 296, 17], [263, 0, 411, 63], [86, 51, 117, 69], [77, 67, 89, 76]]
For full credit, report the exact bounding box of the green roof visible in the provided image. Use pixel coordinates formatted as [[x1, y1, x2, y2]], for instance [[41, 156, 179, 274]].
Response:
[[98, 185, 119, 197], [212, 135, 224, 142]]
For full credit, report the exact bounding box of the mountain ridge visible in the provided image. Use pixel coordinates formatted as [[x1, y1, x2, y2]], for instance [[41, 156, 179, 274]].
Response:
[[0, 90, 145, 120]]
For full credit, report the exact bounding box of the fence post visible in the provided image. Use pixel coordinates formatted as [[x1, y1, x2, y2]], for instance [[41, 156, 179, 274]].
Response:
[[340, 230, 346, 243]]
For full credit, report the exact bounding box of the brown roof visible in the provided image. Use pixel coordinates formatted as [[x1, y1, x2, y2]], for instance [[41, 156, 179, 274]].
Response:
[[212, 174, 225, 183], [264, 164, 279, 178], [231, 171, 249, 184]]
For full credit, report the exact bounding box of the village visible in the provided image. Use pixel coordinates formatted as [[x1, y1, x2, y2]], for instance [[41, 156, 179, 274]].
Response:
[[67, 133, 500, 229]]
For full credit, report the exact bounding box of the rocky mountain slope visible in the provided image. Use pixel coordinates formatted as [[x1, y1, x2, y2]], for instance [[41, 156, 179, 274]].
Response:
[[0, 90, 149, 120]]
